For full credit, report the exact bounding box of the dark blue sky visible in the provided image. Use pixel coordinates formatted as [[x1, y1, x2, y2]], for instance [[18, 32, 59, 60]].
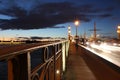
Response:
[[0, 0, 120, 39]]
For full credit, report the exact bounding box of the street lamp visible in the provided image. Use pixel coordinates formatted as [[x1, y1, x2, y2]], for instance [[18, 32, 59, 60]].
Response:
[[117, 25, 120, 39], [74, 20, 79, 36], [74, 20, 80, 45], [68, 25, 71, 40]]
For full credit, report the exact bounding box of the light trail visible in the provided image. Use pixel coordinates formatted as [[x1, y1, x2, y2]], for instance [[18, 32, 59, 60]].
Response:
[[83, 42, 120, 67]]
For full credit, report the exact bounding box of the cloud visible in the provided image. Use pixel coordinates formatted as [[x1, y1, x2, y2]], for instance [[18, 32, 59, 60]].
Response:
[[0, 1, 113, 30], [99, 14, 112, 18]]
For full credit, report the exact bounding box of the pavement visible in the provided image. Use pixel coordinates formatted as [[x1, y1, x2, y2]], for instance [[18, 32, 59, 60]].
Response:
[[63, 42, 120, 80]]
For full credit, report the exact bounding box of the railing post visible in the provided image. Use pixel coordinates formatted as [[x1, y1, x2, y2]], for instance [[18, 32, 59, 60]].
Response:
[[66, 41, 70, 57], [53, 45, 56, 80], [8, 60, 14, 80], [48, 62, 54, 80], [7, 52, 31, 80], [27, 52, 31, 80], [62, 42, 66, 72], [61, 41, 69, 73]]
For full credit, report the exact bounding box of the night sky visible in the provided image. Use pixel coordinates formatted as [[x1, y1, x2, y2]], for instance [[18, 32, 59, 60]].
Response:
[[0, 0, 120, 40]]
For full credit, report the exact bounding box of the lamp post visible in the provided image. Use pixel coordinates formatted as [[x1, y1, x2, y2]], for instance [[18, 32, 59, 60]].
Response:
[[74, 20, 79, 45], [117, 25, 120, 40], [68, 25, 71, 41], [74, 20, 79, 36]]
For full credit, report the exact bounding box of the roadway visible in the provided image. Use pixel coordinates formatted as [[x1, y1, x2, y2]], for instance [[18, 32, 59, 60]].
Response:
[[84, 42, 120, 67]]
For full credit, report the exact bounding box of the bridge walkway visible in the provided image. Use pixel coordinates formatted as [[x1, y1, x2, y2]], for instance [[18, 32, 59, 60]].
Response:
[[63, 42, 120, 80]]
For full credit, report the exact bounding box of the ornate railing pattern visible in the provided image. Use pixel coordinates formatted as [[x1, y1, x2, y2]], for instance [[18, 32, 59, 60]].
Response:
[[0, 40, 69, 80]]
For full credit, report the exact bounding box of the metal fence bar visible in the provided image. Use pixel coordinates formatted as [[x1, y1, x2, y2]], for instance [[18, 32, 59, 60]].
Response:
[[0, 40, 69, 80]]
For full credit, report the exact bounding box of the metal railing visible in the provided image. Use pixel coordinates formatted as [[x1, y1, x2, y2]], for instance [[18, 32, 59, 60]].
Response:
[[0, 40, 69, 80]]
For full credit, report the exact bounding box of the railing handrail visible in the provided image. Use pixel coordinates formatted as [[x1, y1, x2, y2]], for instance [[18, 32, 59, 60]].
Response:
[[0, 40, 68, 61]]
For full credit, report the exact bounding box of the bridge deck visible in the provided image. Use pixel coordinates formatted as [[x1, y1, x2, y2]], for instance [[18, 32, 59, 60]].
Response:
[[63, 42, 120, 80], [63, 42, 97, 80]]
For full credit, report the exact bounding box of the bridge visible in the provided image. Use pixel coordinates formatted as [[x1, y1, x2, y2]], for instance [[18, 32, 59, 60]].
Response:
[[0, 40, 120, 80]]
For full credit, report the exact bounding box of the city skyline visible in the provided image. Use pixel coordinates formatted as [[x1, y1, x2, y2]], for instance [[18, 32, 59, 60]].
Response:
[[0, 0, 120, 40]]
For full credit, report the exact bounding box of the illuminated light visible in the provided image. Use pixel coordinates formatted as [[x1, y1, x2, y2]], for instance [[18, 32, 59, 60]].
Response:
[[98, 40, 101, 43], [86, 42, 89, 45], [56, 70, 60, 74], [68, 26, 71, 29], [72, 39, 75, 42], [118, 25, 120, 29], [97, 34, 100, 37], [68, 30, 71, 33], [117, 30, 120, 33], [74, 20, 79, 26], [113, 43, 117, 46]]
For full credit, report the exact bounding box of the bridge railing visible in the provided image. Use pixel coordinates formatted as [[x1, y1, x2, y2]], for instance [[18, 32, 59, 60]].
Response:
[[0, 40, 69, 80]]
